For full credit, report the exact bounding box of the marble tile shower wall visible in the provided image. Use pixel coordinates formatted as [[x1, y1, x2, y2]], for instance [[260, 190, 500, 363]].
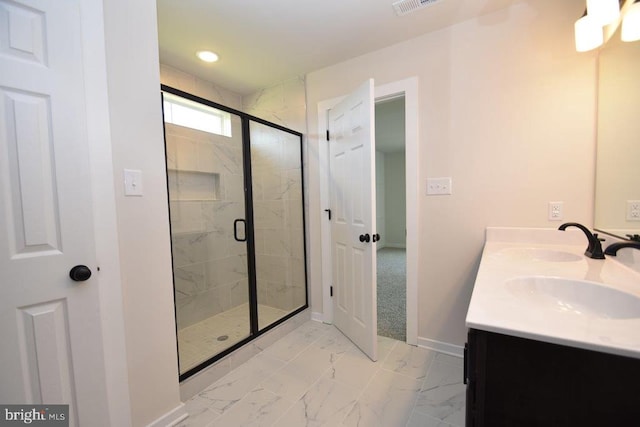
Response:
[[251, 124, 305, 312], [160, 64, 242, 110], [244, 76, 307, 314], [165, 119, 250, 330], [243, 76, 307, 134]]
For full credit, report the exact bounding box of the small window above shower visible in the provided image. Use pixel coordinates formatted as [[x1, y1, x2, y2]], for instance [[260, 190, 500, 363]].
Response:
[[163, 91, 232, 137]]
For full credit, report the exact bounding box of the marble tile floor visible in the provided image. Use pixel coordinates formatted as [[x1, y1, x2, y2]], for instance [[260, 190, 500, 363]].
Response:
[[178, 303, 290, 373], [177, 320, 465, 427]]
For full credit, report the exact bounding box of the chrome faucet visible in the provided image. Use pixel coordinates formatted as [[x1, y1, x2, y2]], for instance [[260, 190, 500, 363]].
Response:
[[558, 222, 605, 259], [604, 241, 640, 256]]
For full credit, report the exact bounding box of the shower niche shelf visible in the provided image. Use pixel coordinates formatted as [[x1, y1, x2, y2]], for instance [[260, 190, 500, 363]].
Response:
[[167, 169, 220, 201]]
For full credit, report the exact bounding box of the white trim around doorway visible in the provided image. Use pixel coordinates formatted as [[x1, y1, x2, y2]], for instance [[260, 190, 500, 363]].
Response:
[[318, 77, 419, 346]]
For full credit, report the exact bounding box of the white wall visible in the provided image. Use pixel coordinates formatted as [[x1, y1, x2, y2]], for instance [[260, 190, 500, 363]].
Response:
[[384, 152, 407, 248], [306, 0, 596, 346], [103, 1, 183, 425]]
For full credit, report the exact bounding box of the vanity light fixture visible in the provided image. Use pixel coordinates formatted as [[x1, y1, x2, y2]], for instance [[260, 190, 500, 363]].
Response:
[[587, 0, 621, 25], [575, 9, 604, 51], [196, 50, 219, 63], [621, 0, 640, 41]]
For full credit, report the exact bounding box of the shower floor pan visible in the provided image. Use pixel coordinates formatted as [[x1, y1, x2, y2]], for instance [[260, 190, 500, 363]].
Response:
[[177, 303, 289, 373]]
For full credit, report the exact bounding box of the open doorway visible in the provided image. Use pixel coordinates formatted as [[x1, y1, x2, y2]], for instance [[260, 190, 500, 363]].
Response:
[[375, 96, 406, 341], [319, 77, 418, 347]]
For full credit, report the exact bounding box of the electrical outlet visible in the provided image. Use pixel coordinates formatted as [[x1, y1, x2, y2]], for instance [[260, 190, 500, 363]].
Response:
[[426, 177, 452, 195], [627, 200, 640, 221], [548, 201, 563, 221]]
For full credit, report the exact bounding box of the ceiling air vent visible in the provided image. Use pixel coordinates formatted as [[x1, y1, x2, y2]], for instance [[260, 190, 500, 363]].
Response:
[[392, 0, 442, 16]]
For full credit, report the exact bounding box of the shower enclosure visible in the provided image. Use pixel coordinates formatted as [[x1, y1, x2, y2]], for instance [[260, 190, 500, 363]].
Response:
[[161, 86, 307, 379]]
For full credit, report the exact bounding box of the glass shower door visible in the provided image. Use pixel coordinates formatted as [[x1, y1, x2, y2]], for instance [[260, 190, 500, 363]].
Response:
[[249, 121, 307, 329], [163, 91, 251, 375]]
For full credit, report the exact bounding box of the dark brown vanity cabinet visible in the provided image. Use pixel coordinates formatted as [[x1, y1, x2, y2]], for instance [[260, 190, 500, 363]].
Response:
[[464, 329, 640, 427]]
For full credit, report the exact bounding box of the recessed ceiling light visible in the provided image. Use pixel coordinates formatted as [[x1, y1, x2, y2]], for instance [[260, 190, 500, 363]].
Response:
[[196, 50, 219, 63]]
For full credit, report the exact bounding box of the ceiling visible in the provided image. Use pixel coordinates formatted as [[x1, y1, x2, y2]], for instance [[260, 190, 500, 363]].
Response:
[[156, 0, 516, 95]]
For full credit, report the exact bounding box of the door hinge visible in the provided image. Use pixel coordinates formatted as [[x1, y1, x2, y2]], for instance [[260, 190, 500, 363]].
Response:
[[330, 286, 333, 297], [324, 208, 331, 220], [326, 130, 330, 141]]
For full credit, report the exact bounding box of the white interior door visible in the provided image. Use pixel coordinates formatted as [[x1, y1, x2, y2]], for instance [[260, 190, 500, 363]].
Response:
[[0, 0, 111, 425], [329, 79, 378, 361]]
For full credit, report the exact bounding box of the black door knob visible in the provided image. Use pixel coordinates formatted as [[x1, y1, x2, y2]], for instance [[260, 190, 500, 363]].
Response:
[[359, 234, 370, 243], [373, 233, 381, 242], [69, 265, 92, 282]]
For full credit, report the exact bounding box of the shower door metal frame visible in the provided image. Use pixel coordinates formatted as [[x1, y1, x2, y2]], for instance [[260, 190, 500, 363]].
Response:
[[160, 85, 309, 382]]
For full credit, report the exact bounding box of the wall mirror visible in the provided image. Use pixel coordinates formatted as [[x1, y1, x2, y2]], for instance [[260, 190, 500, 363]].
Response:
[[594, 26, 640, 241]]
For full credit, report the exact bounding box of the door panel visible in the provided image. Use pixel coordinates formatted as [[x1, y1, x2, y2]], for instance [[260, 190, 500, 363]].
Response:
[[2, 88, 61, 257], [335, 243, 348, 314], [17, 300, 74, 404], [329, 79, 377, 361], [352, 248, 365, 324], [332, 151, 347, 223], [351, 144, 365, 225], [0, 0, 110, 424]]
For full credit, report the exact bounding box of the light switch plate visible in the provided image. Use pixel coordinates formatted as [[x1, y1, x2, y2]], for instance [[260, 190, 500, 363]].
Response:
[[426, 177, 452, 195], [124, 169, 143, 196]]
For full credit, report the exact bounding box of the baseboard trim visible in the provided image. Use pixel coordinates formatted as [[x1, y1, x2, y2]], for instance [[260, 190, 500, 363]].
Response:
[[311, 311, 325, 323], [417, 337, 464, 358], [146, 402, 188, 427], [384, 243, 406, 249]]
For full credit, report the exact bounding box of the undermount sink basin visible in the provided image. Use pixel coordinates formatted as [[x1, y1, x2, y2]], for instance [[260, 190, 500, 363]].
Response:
[[505, 276, 640, 319], [499, 247, 583, 262]]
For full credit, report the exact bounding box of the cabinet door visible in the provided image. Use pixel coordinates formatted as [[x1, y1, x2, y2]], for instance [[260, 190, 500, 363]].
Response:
[[468, 329, 640, 427], [465, 330, 487, 427]]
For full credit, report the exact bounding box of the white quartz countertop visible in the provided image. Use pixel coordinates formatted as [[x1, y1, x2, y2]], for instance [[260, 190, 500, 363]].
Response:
[[466, 227, 640, 359]]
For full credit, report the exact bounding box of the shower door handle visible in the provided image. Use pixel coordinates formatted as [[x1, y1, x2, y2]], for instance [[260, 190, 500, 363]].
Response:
[[233, 219, 247, 242]]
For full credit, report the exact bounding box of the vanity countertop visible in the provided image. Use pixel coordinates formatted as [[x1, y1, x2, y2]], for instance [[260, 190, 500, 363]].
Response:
[[466, 227, 640, 359]]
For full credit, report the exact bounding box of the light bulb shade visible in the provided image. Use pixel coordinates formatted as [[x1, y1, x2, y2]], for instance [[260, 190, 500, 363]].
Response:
[[575, 14, 604, 52], [621, 1, 640, 42], [196, 50, 219, 63], [587, 0, 621, 25]]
